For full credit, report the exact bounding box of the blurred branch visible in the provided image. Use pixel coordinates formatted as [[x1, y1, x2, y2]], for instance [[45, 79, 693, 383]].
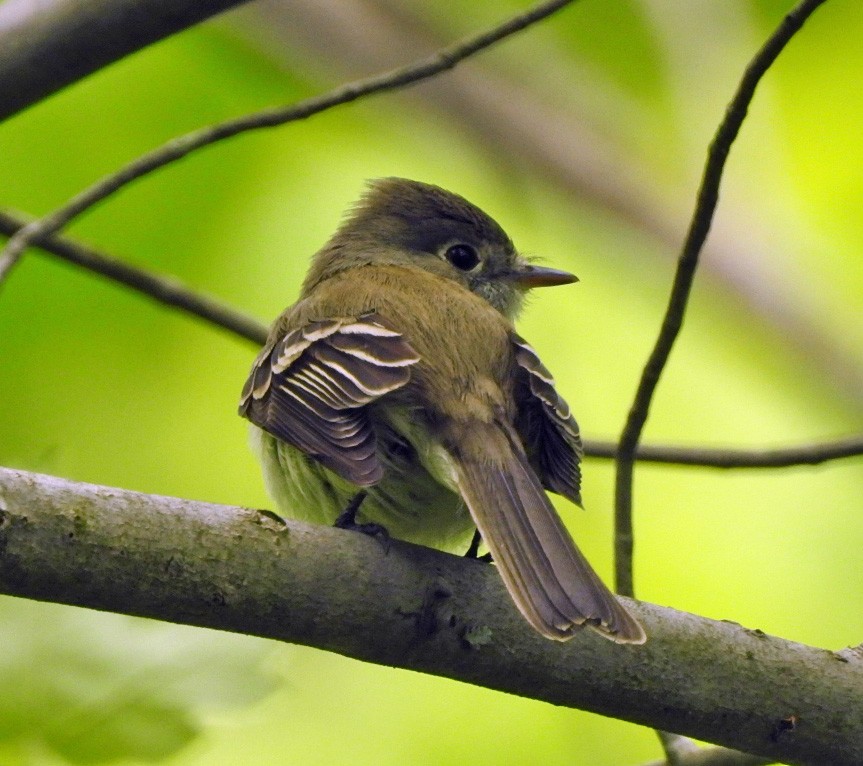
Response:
[[242, 0, 666, 255], [3, 207, 860, 471], [614, 0, 830, 599], [0, 209, 268, 345], [0, 0, 253, 122], [1, 465, 861, 766], [0, 0, 577, 286]]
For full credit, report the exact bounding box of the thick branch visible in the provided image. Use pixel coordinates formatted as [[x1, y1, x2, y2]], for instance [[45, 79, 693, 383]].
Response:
[[613, 0, 829, 598], [0, 0, 252, 122], [0, 466, 861, 765]]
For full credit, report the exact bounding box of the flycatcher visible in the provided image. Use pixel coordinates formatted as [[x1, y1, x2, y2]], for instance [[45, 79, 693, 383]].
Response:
[[239, 178, 644, 644]]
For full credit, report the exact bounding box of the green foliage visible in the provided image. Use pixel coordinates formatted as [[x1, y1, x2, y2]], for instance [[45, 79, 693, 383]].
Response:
[[0, 599, 277, 765]]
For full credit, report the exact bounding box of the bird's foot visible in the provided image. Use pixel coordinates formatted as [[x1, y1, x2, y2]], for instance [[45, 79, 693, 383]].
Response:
[[464, 529, 493, 562], [334, 491, 390, 551]]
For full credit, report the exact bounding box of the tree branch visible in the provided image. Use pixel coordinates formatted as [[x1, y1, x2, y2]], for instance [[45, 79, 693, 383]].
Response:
[[0, 209, 269, 345], [613, 0, 830, 598], [0, 0, 576, 286], [587, 435, 863, 469], [0, 0, 253, 122], [0, 465, 860, 765]]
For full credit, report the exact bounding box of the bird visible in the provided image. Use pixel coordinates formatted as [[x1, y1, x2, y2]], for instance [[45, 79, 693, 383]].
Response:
[[239, 178, 645, 644]]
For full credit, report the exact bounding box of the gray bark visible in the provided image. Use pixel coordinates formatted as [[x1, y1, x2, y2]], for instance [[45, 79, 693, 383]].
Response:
[[0, 0, 252, 121], [0, 466, 860, 765]]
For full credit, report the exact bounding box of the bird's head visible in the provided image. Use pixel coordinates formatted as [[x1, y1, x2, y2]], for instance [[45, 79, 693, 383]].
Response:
[[304, 178, 576, 320]]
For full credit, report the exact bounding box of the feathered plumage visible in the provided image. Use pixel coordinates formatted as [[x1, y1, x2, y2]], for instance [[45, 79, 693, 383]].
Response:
[[240, 178, 645, 644]]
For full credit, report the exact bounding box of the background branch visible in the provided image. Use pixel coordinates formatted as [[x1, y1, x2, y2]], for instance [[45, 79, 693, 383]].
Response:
[[0, 465, 861, 766], [0, 0, 576, 285], [0, 0, 252, 122], [0, 209, 269, 345], [613, 0, 829, 598]]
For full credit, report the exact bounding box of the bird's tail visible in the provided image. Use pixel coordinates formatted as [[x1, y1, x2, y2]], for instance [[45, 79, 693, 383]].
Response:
[[452, 428, 645, 643]]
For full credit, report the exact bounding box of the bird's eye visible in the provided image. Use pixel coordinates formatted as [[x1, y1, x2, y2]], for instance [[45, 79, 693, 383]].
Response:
[[445, 244, 480, 271]]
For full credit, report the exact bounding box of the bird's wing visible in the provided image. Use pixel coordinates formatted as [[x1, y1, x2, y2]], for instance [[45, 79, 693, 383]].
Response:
[[511, 333, 583, 506], [239, 311, 420, 486]]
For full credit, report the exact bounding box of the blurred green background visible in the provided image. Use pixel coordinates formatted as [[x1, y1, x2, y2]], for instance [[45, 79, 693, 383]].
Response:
[[1, 0, 862, 763]]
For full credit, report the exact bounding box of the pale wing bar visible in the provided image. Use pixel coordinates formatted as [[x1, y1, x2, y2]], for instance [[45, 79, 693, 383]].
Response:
[[239, 312, 420, 486], [511, 334, 583, 506]]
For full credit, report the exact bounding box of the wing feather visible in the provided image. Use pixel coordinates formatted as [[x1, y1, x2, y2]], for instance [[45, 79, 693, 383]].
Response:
[[239, 311, 420, 486], [511, 333, 583, 505]]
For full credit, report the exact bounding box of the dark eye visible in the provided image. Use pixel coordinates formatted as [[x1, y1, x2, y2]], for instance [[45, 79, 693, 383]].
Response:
[[445, 244, 480, 271]]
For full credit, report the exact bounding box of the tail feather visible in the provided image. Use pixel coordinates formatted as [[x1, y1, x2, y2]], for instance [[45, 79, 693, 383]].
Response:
[[454, 432, 645, 644]]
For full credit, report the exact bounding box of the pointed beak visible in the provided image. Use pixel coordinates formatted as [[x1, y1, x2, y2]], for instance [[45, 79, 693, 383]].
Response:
[[512, 263, 578, 288]]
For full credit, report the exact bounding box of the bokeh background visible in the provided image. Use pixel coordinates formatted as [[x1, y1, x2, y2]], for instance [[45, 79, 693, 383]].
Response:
[[1, 0, 861, 763]]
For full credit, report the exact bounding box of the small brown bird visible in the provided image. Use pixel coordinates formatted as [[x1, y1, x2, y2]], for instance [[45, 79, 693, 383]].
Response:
[[239, 178, 644, 643]]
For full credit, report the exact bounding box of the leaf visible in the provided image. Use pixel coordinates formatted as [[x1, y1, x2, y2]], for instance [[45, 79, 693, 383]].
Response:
[[0, 598, 279, 764]]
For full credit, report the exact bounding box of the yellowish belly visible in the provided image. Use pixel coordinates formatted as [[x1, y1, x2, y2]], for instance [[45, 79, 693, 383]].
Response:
[[250, 426, 475, 553]]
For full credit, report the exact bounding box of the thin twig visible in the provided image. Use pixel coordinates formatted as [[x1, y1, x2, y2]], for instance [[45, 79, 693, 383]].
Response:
[[585, 435, 863, 468], [0, 209, 268, 344], [3, 207, 859, 471], [0, 0, 576, 287], [613, 0, 829, 598]]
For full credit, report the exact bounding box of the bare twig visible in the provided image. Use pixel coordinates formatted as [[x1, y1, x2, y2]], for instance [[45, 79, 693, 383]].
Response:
[[0, 0, 576, 287], [652, 732, 775, 766], [0, 209, 269, 345], [613, 0, 829, 598], [1, 465, 862, 765], [585, 435, 863, 469]]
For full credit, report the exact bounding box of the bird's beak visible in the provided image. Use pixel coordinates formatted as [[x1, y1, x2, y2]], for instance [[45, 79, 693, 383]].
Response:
[[512, 263, 578, 288]]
